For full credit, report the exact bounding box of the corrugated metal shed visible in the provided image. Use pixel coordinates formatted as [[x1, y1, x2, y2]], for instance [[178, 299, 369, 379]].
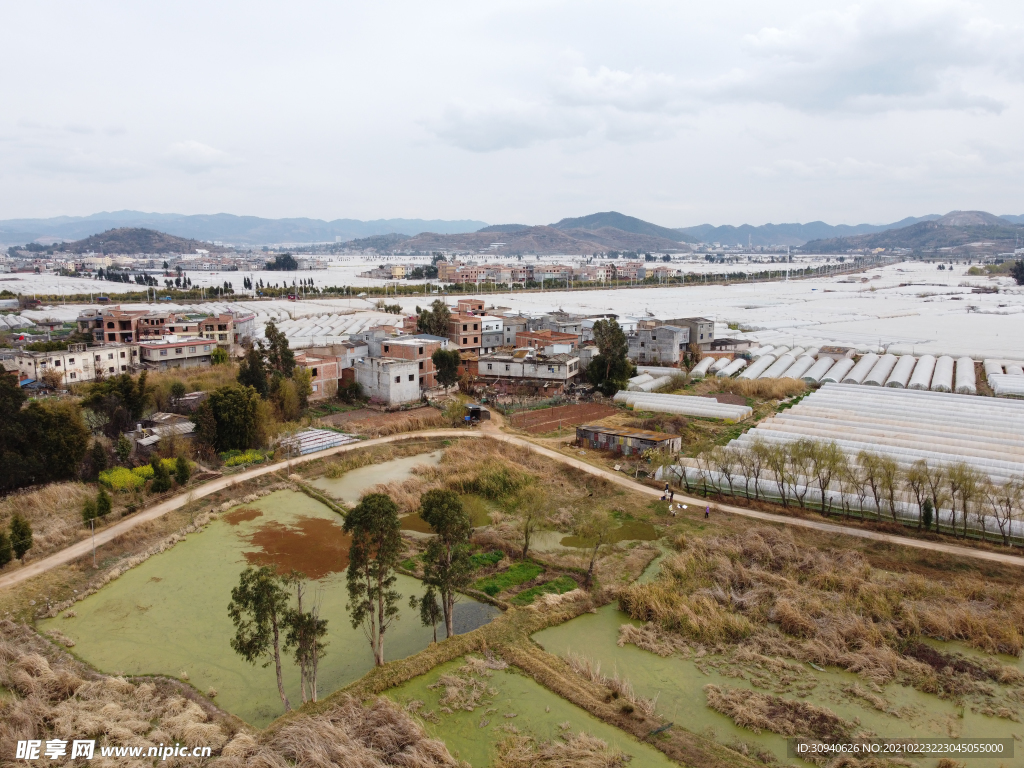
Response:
[[575, 424, 682, 456]]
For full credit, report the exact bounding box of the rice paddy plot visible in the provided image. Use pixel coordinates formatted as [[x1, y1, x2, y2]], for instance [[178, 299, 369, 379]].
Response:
[[40, 489, 499, 727], [533, 605, 1024, 765], [386, 656, 676, 768]]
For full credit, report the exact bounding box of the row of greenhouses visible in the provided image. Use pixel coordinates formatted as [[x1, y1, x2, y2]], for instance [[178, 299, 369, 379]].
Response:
[[669, 384, 1024, 537], [613, 390, 752, 421]]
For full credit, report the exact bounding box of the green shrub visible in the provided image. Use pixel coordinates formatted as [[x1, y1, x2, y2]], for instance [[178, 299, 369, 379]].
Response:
[[473, 562, 543, 596], [510, 576, 578, 606]]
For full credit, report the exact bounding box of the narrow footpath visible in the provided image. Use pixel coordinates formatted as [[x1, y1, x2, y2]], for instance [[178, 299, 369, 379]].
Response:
[[2, 424, 1021, 592]]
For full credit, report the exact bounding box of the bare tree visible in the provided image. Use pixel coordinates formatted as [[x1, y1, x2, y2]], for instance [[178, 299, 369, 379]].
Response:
[[733, 445, 754, 499], [747, 438, 770, 501], [709, 446, 738, 497], [986, 476, 1023, 546], [806, 440, 843, 515], [877, 455, 902, 523], [947, 462, 984, 539], [695, 449, 718, 496], [858, 451, 884, 520], [765, 443, 792, 508], [904, 459, 930, 530], [789, 439, 815, 509], [923, 463, 950, 535]]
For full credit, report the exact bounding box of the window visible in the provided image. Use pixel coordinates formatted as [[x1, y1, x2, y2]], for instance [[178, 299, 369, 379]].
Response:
[[312, 368, 318, 377], [486, 363, 492, 370], [188, 346, 196, 353], [312, 383, 318, 392], [109, 366, 115, 373], [473, 323, 478, 330], [108, 333, 116, 341], [473, 337, 478, 343], [69, 372, 76, 379], [108, 353, 114, 359], [408, 374, 414, 381], [68, 358, 75, 364], [94, 355, 101, 362], [175, 348, 183, 355], [121, 365, 126, 371], [548, 366, 555, 373], [418, 361, 423, 370], [505, 364, 510, 371], [394, 376, 401, 383], [204, 345, 210, 351], [418, 346, 423, 354], [384, 345, 390, 353], [160, 350, 168, 357], [462, 324, 467, 331]]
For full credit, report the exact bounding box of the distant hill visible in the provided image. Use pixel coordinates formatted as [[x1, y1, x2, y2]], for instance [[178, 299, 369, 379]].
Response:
[[1001, 214, 1024, 225], [346, 233, 411, 251], [801, 211, 1023, 253], [678, 216, 942, 247], [400, 225, 688, 255], [477, 224, 532, 233], [0, 211, 488, 246], [551, 211, 697, 243], [51, 228, 232, 255]]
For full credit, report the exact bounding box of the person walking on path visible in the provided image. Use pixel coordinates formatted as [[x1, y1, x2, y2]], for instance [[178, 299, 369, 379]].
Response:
[[705, 505, 710, 519], [669, 489, 674, 502]]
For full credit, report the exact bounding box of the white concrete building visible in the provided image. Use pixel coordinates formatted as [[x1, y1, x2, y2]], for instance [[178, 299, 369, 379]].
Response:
[[14, 342, 139, 384], [139, 336, 214, 370], [354, 357, 420, 405]]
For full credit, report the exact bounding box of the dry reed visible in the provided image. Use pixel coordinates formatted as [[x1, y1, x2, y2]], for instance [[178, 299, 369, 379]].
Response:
[[619, 527, 1024, 697], [0, 482, 95, 562], [718, 378, 806, 400], [492, 727, 629, 768], [703, 684, 853, 740], [564, 651, 658, 717], [217, 695, 461, 767], [0, 620, 233, 765]]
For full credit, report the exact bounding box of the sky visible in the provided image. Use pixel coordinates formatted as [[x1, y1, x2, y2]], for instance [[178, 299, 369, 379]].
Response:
[[1, 0, 1023, 227]]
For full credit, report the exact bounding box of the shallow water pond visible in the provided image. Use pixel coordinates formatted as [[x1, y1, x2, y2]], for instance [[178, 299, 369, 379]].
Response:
[[42, 489, 498, 727], [533, 605, 1024, 766], [400, 493, 494, 534], [309, 450, 442, 504], [529, 520, 660, 553], [386, 656, 676, 768]]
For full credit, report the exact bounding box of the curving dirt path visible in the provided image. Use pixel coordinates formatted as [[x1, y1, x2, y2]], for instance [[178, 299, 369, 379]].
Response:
[[2, 425, 1022, 592]]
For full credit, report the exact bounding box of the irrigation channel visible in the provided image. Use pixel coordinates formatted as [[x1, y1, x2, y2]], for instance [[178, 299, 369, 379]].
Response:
[[39, 452, 500, 727]]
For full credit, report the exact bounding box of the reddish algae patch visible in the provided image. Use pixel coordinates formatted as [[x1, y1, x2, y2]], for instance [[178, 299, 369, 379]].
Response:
[[242, 516, 350, 579], [224, 507, 263, 525]]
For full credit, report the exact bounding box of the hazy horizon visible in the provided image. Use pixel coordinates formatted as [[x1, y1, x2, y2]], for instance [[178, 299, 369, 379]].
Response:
[[2, 1, 1023, 226]]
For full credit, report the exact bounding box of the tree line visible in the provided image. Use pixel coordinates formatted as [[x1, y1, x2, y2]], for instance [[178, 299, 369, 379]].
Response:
[[679, 438, 1024, 544]]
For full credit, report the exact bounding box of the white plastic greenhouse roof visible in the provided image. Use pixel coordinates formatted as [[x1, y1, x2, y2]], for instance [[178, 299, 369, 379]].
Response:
[[613, 391, 752, 421], [730, 383, 1024, 483]]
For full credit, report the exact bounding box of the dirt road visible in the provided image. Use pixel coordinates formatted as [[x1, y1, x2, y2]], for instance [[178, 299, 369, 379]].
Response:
[[2, 426, 1021, 592]]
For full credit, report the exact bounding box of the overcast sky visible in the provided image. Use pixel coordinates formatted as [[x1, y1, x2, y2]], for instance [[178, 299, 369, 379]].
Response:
[[2, 0, 1023, 227]]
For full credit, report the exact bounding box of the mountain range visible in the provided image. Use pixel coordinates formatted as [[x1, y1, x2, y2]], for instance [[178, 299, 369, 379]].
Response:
[[0, 211, 487, 247], [3, 208, 1023, 252], [801, 211, 1024, 253]]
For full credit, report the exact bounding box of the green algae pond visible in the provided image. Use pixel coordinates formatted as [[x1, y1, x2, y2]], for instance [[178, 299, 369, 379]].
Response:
[[41, 458, 500, 727], [533, 604, 1024, 766], [386, 656, 676, 768]]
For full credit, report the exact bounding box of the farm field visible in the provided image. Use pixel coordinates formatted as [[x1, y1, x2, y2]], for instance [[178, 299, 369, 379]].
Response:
[[509, 403, 618, 434]]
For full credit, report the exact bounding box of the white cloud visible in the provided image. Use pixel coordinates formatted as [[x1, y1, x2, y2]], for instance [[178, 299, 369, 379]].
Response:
[[712, 2, 1020, 113], [164, 141, 237, 173]]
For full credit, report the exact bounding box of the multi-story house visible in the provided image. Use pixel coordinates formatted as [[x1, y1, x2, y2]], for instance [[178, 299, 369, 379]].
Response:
[[138, 336, 214, 370], [378, 335, 449, 388], [627, 325, 689, 365], [13, 342, 139, 384]]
